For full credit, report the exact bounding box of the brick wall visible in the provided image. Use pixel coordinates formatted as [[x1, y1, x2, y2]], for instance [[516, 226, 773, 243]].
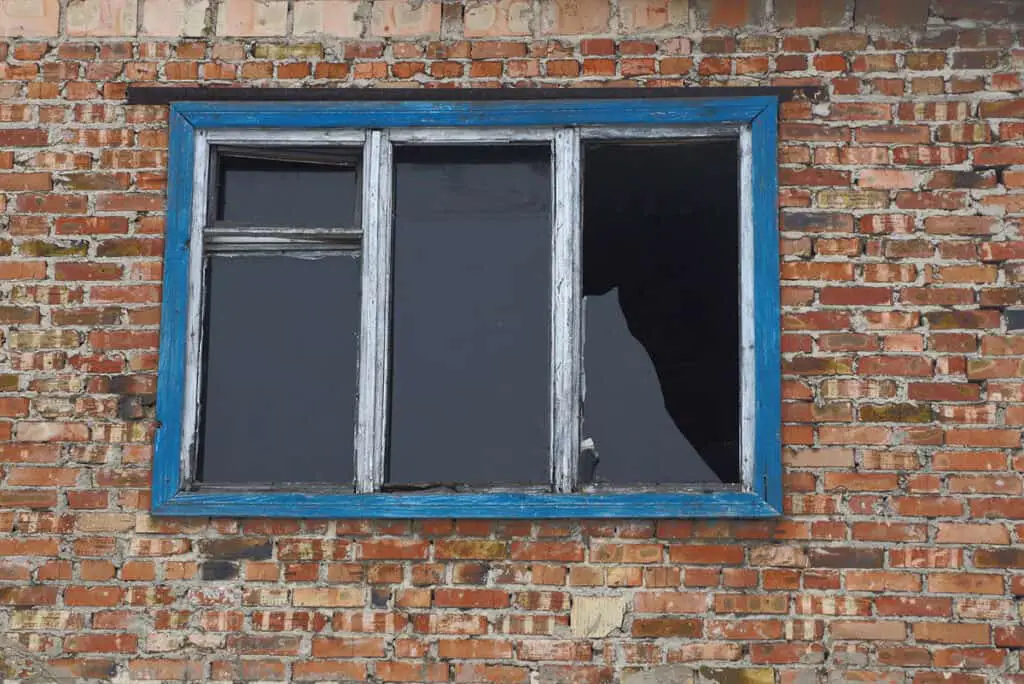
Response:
[[0, 0, 1023, 681]]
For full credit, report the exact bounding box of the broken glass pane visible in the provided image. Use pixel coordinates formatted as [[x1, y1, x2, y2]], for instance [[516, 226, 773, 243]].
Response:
[[213, 148, 360, 228], [581, 139, 741, 484], [388, 145, 552, 487], [197, 254, 360, 485]]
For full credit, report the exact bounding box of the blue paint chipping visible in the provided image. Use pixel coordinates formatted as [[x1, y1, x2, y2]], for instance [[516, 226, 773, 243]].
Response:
[[751, 102, 783, 514], [153, 108, 195, 511], [176, 97, 776, 130], [153, 97, 781, 519]]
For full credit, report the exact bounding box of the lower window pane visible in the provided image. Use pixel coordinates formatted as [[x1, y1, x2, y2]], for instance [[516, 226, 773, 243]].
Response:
[[197, 255, 360, 485], [388, 146, 552, 487], [581, 139, 741, 485]]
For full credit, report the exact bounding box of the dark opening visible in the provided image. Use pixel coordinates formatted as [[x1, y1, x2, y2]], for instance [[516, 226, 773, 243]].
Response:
[[197, 254, 360, 485], [581, 139, 741, 484], [1007, 309, 1024, 332], [387, 145, 552, 487], [213, 147, 360, 228]]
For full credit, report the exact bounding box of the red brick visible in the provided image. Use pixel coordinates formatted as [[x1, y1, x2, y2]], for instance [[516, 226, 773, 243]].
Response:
[[65, 634, 137, 653], [438, 638, 514, 659], [914, 623, 990, 645], [632, 617, 702, 637], [434, 589, 509, 609]]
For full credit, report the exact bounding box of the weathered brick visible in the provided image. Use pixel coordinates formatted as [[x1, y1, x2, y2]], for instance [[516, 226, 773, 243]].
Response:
[[371, 0, 441, 37], [856, 0, 929, 26], [141, 0, 209, 36], [809, 548, 884, 568], [67, 0, 138, 36], [216, 0, 288, 36], [292, 0, 361, 37], [0, 0, 60, 36], [632, 617, 702, 637], [775, 0, 845, 26], [464, 0, 532, 37], [198, 538, 273, 560]]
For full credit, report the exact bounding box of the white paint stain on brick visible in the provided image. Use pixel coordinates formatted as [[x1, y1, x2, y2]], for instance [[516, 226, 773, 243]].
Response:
[[216, 0, 288, 36], [570, 595, 625, 637], [293, 0, 363, 37], [0, 0, 60, 36], [618, 0, 689, 32], [141, 0, 209, 37], [464, 0, 532, 37], [67, 0, 139, 37], [370, 0, 442, 37]]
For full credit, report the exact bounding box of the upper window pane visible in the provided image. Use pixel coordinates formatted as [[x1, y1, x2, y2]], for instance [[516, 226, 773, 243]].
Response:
[[212, 147, 360, 228], [387, 145, 552, 487], [581, 139, 741, 485]]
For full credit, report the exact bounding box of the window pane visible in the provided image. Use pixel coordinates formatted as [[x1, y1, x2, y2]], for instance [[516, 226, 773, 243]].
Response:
[[197, 254, 360, 485], [214, 148, 359, 228], [581, 139, 740, 484], [388, 146, 551, 486]]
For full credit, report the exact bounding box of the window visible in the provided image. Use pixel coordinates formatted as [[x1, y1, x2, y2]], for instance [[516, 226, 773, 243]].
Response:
[[153, 95, 780, 518]]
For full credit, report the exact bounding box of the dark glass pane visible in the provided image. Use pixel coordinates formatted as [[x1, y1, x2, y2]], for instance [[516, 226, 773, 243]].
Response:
[[198, 255, 360, 485], [581, 139, 740, 484], [388, 146, 551, 486], [214, 150, 359, 228]]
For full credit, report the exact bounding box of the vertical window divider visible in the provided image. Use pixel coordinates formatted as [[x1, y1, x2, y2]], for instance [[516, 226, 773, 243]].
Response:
[[356, 129, 393, 493], [181, 130, 210, 487], [739, 124, 756, 491], [551, 128, 583, 493]]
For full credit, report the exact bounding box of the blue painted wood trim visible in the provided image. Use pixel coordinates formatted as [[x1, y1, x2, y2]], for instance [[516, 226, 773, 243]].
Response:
[[750, 101, 783, 514], [152, 107, 194, 510], [154, 491, 778, 519], [176, 97, 777, 130], [153, 96, 783, 519]]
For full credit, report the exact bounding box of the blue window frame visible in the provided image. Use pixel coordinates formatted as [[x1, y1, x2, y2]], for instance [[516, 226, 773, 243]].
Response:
[[153, 96, 780, 518]]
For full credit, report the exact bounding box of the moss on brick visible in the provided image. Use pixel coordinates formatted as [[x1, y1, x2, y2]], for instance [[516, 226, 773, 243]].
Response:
[[860, 403, 933, 423], [252, 43, 325, 60], [632, 617, 702, 637], [96, 239, 163, 258], [974, 549, 1024, 569], [18, 240, 88, 257], [699, 668, 775, 684]]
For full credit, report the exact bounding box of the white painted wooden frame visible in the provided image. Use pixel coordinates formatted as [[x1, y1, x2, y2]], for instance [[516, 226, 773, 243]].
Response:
[[179, 130, 209, 484], [181, 124, 754, 494], [355, 130, 392, 492], [204, 129, 366, 145], [739, 125, 756, 488], [551, 129, 582, 493]]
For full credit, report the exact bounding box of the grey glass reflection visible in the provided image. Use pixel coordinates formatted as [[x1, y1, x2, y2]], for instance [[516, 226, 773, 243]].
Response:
[[582, 139, 741, 484], [198, 255, 360, 485], [388, 146, 552, 486], [214, 151, 359, 228]]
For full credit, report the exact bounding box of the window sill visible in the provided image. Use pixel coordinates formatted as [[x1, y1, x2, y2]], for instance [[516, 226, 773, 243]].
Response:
[[152, 490, 781, 519]]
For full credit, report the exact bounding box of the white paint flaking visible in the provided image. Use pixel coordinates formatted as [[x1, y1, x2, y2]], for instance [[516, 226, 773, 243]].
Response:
[[355, 130, 393, 493], [551, 128, 582, 493], [739, 124, 756, 491], [180, 130, 209, 485]]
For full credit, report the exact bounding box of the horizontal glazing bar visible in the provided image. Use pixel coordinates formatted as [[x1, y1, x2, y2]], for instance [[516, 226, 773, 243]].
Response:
[[206, 226, 362, 238], [388, 127, 556, 143], [579, 125, 741, 140], [204, 245, 361, 256], [205, 129, 367, 145], [204, 229, 362, 253]]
